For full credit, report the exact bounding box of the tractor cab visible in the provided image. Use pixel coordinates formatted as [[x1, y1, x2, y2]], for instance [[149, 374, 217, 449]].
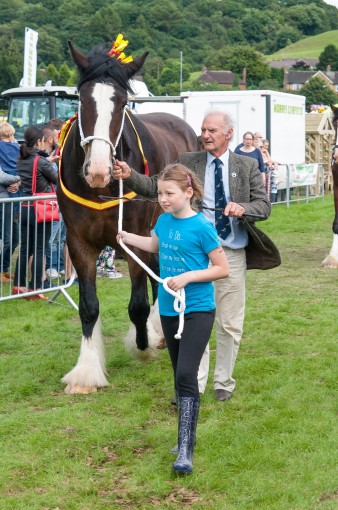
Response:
[[1, 86, 79, 142]]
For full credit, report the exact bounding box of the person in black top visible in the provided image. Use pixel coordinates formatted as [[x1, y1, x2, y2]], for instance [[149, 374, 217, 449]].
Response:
[[13, 126, 58, 299]]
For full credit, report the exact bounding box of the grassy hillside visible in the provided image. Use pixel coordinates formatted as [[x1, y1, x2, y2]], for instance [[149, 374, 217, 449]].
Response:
[[268, 30, 338, 60]]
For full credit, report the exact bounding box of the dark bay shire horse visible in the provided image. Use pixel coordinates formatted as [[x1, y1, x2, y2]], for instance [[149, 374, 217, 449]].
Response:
[[57, 40, 199, 393], [322, 104, 338, 268]]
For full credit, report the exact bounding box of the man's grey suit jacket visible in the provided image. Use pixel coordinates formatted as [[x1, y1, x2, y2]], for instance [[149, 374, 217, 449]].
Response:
[[124, 151, 281, 270]]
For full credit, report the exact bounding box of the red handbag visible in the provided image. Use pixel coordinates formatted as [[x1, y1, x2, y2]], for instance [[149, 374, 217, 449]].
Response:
[[32, 156, 60, 223]]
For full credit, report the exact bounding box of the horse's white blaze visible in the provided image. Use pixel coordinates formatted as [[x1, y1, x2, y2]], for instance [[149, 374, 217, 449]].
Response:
[[62, 317, 109, 391], [85, 83, 115, 187]]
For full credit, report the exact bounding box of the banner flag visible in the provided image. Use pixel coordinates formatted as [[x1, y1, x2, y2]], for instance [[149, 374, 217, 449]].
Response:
[[22, 27, 38, 87]]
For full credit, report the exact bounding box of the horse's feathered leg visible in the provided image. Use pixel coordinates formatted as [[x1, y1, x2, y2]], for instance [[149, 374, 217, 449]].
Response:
[[61, 238, 108, 394], [124, 254, 164, 360], [322, 162, 338, 268]]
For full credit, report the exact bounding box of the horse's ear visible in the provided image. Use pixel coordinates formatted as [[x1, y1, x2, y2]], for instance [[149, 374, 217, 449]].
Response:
[[68, 41, 90, 73], [124, 52, 149, 78], [331, 103, 338, 113]]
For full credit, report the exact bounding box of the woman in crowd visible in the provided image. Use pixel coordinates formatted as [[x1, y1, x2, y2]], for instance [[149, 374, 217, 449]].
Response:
[[235, 131, 266, 185], [13, 126, 58, 299]]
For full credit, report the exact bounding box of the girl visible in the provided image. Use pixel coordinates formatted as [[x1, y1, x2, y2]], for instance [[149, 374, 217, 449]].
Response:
[[118, 163, 229, 475]]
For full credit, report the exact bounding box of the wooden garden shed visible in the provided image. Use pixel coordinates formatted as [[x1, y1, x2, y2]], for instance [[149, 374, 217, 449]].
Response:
[[305, 111, 335, 191]]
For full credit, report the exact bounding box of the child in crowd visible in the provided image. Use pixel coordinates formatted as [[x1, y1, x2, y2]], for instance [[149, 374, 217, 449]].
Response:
[[0, 122, 21, 281], [96, 246, 122, 279], [117, 163, 229, 475]]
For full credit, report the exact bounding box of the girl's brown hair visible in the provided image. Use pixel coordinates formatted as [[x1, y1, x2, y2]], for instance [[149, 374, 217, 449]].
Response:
[[158, 163, 203, 210]]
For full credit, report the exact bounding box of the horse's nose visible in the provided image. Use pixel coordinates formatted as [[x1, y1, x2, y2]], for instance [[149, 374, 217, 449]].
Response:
[[83, 161, 90, 177], [84, 161, 112, 188]]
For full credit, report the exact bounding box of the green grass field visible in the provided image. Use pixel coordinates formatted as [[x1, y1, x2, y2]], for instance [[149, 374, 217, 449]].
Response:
[[0, 196, 337, 509], [268, 30, 338, 60]]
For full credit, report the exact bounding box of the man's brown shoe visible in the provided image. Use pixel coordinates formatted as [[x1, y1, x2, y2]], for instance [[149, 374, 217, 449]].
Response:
[[215, 389, 232, 401]]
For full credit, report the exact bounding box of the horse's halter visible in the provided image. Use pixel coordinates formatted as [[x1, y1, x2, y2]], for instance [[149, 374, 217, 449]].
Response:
[[77, 96, 127, 159]]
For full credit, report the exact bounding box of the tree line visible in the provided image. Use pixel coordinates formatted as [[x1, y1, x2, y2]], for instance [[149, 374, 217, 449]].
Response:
[[1, 0, 338, 101]]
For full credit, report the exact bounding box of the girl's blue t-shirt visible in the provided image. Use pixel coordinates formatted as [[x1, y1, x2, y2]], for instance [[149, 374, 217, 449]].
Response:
[[154, 212, 220, 316]]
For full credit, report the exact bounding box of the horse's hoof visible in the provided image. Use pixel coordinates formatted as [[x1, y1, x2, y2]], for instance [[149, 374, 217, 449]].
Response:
[[156, 338, 167, 349], [64, 385, 98, 394]]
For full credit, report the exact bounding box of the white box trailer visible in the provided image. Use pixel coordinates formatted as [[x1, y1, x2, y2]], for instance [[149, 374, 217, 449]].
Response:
[[133, 90, 306, 164]]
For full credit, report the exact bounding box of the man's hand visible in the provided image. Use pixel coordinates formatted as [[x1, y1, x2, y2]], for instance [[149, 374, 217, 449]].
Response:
[[224, 201, 245, 218], [48, 150, 60, 164], [333, 148, 338, 164], [112, 160, 132, 179]]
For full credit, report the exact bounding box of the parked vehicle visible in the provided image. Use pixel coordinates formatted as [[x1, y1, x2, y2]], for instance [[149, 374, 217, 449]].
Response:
[[134, 90, 306, 164], [1, 86, 79, 142]]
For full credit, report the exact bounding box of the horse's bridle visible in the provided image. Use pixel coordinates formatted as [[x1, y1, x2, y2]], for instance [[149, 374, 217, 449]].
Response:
[[77, 99, 127, 159]]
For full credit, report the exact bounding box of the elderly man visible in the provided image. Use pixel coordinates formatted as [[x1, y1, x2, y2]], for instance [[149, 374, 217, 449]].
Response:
[[113, 111, 280, 401]]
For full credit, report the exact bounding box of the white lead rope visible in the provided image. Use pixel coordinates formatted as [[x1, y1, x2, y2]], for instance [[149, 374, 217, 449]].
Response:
[[117, 178, 186, 339]]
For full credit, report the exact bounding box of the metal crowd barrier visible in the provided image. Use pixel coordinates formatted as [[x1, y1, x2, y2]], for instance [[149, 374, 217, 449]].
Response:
[[269, 162, 325, 207], [0, 194, 78, 310]]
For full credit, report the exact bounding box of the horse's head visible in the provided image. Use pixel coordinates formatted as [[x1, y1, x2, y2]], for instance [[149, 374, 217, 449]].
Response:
[[69, 41, 148, 188]]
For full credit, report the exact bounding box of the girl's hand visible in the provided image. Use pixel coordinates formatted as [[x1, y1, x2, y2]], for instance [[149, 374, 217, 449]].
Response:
[[117, 230, 129, 244], [167, 272, 194, 292]]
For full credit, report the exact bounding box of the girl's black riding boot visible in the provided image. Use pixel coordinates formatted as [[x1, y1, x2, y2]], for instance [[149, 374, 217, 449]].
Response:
[[173, 396, 200, 475]]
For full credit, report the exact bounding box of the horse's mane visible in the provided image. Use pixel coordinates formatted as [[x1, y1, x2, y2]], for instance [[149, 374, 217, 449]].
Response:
[[78, 44, 134, 93]]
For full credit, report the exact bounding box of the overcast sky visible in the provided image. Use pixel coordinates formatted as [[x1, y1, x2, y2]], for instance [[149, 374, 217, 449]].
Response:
[[323, 0, 338, 8]]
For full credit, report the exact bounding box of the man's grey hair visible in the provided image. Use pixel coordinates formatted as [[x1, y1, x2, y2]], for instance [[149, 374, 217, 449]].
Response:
[[203, 110, 235, 140]]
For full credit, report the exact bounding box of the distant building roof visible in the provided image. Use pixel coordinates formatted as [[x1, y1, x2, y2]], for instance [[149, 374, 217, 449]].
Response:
[[198, 69, 235, 85], [198, 68, 246, 88], [286, 70, 338, 85], [269, 58, 319, 70]]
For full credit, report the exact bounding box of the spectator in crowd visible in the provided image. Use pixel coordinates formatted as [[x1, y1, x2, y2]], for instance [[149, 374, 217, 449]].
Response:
[[260, 139, 280, 202], [0, 122, 21, 281], [253, 131, 264, 149], [41, 123, 66, 280], [0, 165, 21, 282], [96, 246, 122, 279], [13, 126, 58, 299], [44, 119, 77, 285], [234, 131, 266, 186], [112, 111, 276, 403]]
